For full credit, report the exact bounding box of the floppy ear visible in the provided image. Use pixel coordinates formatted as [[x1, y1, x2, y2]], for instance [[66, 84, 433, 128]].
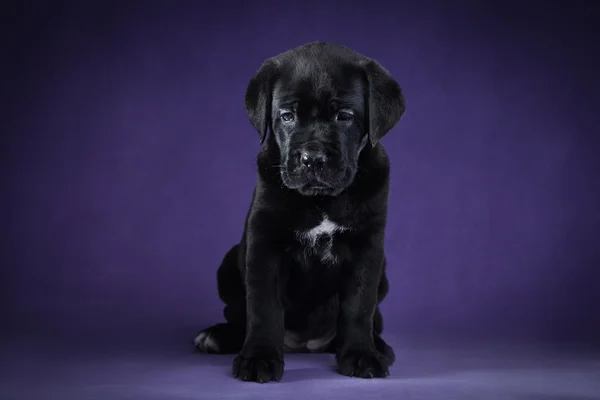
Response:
[[363, 60, 406, 146], [244, 59, 279, 144]]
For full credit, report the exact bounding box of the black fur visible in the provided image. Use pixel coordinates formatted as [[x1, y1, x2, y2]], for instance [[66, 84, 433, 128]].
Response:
[[195, 42, 405, 383]]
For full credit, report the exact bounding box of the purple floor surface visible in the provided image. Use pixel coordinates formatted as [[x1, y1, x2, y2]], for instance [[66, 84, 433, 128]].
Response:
[[2, 335, 599, 400]]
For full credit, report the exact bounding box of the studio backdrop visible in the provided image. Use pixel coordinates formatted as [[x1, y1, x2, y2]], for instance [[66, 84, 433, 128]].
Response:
[[2, 0, 599, 347]]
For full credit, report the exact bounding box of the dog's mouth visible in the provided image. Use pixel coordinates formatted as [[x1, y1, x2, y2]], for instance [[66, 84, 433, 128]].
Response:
[[298, 184, 339, 196], [279, 149, 355, 196], [285, 176, 332, 190], [301, 183, 331, 195], [303, 176, 330, 190], [280, 169, 348, 196]]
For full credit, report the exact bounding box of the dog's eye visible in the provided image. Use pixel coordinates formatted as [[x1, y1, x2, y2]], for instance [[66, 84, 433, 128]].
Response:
[[336, 111, 354, 122], [281, 112, 295, 122]]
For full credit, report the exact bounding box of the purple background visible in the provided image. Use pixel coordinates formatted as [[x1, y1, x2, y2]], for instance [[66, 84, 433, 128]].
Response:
[[2, 0, 599, 349]]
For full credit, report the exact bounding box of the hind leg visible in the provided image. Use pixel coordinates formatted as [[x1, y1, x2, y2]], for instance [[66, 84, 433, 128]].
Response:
[[194, 322, 245, 353], [194, 244, 246, 354]]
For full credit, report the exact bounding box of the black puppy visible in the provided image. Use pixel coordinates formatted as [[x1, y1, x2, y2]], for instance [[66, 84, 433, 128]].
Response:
[[194, 42, 405, 383]]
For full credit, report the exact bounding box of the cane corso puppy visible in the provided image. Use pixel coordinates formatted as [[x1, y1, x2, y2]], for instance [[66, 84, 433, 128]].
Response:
[[194, 42, 405, 383]]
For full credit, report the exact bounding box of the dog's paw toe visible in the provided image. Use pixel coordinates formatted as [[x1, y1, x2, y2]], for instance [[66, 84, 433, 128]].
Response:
[[194, 329, 222, 353], [232, 347, 284, 383], [194, 323, 245, 354], [337, 350, 390, 378]]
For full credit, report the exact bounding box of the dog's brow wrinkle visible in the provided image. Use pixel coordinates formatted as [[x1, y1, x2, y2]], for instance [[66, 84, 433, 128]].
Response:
[[278, 103, 296, 110], [276, 91, 297, 99]]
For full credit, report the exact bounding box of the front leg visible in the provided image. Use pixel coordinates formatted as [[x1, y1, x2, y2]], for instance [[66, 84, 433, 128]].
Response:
[[232, 218, 285, 383], [336, 227, 390, 378]]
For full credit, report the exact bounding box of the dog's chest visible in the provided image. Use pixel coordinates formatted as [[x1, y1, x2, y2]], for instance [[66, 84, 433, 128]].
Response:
[[294, 215, 350, 265]]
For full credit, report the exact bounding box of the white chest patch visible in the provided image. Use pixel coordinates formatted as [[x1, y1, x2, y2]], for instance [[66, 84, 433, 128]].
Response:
[[295, 215, 350, 264]]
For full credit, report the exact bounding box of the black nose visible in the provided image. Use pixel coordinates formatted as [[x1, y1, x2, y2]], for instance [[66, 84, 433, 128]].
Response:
[[300, 149, 327, 169]]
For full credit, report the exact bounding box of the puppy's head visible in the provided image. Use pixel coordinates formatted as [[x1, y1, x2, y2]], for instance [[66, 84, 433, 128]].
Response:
[[245, 42, 405, 196]]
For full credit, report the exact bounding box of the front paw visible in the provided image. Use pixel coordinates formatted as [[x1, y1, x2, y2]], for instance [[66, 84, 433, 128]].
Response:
[[232, 346, 284, 383], [337, 350, 390, 378]]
